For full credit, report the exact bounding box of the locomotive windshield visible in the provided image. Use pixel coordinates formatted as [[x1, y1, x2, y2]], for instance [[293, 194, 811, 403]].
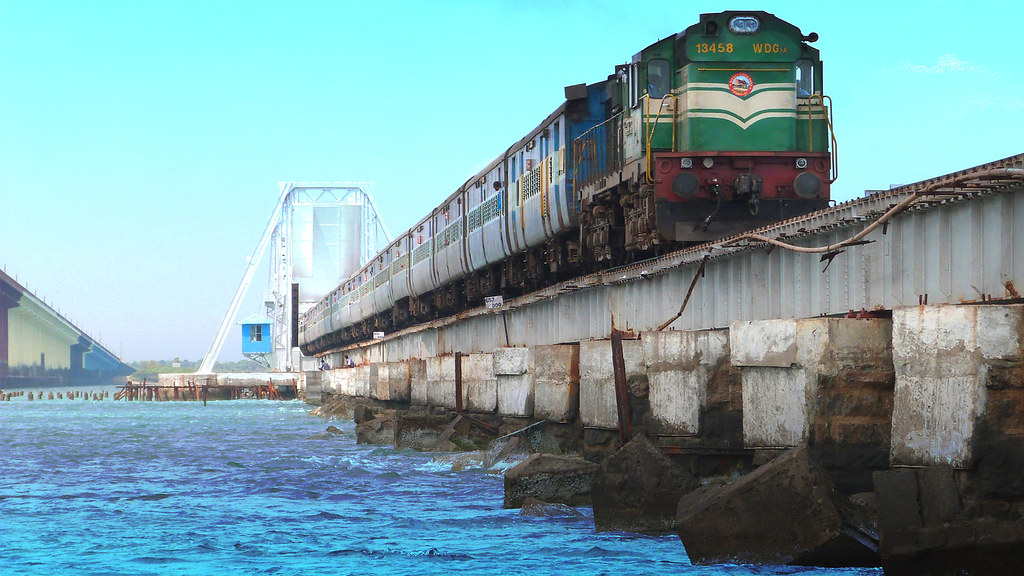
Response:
[[647, 59, 671, 98], [796, 60, 814, 97]]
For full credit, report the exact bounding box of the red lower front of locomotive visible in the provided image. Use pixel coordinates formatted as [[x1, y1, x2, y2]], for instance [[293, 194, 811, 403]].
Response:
[[651, 151, 832, 242]]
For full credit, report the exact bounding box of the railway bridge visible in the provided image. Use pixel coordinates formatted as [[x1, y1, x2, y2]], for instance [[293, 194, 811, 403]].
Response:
[[320, 153, 1024, 360], [306, 153, 1024, 573]]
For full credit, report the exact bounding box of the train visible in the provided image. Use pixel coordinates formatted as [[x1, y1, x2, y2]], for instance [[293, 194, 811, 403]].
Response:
[[300, 10, 835, 356]]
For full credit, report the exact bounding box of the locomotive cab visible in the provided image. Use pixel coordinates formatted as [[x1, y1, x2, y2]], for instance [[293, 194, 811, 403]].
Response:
[[576, 10, 835, 259]]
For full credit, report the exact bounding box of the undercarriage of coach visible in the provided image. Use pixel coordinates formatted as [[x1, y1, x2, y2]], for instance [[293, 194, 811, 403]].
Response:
[[301, 154, 831, 357]]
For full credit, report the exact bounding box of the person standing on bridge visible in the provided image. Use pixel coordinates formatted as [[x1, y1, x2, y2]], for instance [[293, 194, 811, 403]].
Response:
[[320, 358, 330, 371]]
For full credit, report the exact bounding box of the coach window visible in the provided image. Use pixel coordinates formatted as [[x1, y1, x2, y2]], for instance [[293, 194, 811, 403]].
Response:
[[647, 59, 670, 98], [796, 60, 814, 97]]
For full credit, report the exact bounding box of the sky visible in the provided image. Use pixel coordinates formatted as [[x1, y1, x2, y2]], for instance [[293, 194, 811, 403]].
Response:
[[1, 0, 1021, 363]]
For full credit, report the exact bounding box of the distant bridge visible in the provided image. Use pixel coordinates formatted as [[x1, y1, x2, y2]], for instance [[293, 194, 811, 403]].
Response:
[[0, 268, 131, 388]]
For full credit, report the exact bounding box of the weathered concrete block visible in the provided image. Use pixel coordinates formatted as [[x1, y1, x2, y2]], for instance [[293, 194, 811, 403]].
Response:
[[302, 371, 323, 404], [387, 360, 411, 403], [891, 305, 1024, 467], [493, 347, 530, 375], [731, 319, 799, 367], [409, 358, 428, 406], [504, 453, 598, 508], [424, 355, 456, 409], [533, 344, 580, 423], [496, 347, 534, 417], [579, 339, 645, 429], [642, 329, 729, 435], [743, 366, 813, 448], [464, 353, 497, 413], [351, 365, 371, 398], [737, 318, 893, 450], [333, 368, 353, 396], [676, 447, 878, 566], [370, 363, 388, 401], [592, 435, 700, 532], [498, 374, 534, 417]]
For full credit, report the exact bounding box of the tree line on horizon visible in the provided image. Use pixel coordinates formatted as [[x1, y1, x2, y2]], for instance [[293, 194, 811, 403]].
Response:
[[128, 358, 265, 381]]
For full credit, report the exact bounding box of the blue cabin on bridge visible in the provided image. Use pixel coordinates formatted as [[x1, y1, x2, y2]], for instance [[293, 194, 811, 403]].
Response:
[[240, 314, 273, 355]]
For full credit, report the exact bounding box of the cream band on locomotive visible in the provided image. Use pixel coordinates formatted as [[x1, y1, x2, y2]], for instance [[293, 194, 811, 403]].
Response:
[[301, 10, 836, 355]]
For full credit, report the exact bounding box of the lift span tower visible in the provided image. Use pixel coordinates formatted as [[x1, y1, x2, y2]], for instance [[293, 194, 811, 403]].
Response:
[[198, 183, 389, 374]]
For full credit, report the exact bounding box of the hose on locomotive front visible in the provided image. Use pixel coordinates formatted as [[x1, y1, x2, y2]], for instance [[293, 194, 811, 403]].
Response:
[[698, 183, 722, 232]]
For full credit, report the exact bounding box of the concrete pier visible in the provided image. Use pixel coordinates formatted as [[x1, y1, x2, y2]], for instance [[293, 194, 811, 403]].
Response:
[[494, 347, 533, 416], [306, 303, 1024, 573]]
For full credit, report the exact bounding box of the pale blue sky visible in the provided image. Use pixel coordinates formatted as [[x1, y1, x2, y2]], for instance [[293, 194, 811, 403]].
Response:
[[1, 1, 1020, 362]]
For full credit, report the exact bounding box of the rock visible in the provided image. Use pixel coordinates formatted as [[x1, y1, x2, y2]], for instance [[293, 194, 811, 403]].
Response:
[[503, 420, 562, 454], [504, 453, 598, 508], [433, 451, 486, 472], [306, 425, 346, 440], [483, 421, 563, 472], [676, 447, 879, 567], [394, 412, 453, 451], [520, 497, 584, 518], [311, 395, 354, 419], [484, 436, 532, 472], [352, 403, 376, 425], [592, 435, 700, 532], [355, 410, 395, 445], [875, 465, 1024, 575], [431, 415, 500, 452]]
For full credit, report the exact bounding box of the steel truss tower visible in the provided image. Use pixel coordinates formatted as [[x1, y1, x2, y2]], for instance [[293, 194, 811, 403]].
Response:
[[198, 183, 389, 374]]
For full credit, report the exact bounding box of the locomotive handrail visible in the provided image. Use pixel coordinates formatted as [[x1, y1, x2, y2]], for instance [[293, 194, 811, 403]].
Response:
[[805, 94, 838, 183], [644, 93, 677, 184]]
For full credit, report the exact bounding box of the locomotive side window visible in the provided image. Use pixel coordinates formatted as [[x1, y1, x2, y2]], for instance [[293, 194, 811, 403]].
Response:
[[796, 60, 815, 97], [647, 59, 670, 98]]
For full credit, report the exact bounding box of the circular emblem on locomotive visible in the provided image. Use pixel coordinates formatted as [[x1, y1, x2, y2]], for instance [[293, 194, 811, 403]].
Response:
[[729, 72, 754, 97]]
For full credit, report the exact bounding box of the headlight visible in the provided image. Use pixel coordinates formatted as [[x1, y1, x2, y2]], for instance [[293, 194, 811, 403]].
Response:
[[702, 157, 715, 169], [796, 157, 808, 169], [794, 173, 822, 199], [728, 16, 760, 34], [672, 173, 700, 198], [681, 158, 693, 169]]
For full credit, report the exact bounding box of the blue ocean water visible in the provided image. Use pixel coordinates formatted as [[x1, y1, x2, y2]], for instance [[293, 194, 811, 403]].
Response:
[[0, 395, 882, 576]]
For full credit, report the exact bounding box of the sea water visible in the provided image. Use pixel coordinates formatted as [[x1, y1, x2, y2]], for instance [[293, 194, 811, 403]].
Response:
[[0, 395, 882, 576]]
